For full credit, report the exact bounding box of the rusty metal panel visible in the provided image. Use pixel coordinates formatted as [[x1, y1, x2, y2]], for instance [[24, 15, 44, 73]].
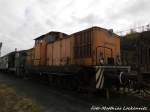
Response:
[[33, 36, 47, 66], [65, 38, 71, 64], [26, 49, 33, 66], [34, 44, 40, 66], [60, 39, 66, 65], [47, 44, 53, 66], [47, 36, 73, 66], [74, 30, 92, 59], [70, 36, 75, 65], [40, 39, 47, 66], [60, 38, 71, 65], [53, 41, 61, 65]]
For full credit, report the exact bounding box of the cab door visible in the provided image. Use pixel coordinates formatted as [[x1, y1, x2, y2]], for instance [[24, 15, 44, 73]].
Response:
[[96, 46, 112, 65]]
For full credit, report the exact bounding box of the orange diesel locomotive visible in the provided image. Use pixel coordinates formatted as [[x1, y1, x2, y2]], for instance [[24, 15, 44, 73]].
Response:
[[25, 26, 130, 92], [33, 27, 120, 66]]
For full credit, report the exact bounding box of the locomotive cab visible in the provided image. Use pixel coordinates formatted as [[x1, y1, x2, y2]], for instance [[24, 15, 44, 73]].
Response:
[[90, 27, 130, 92]]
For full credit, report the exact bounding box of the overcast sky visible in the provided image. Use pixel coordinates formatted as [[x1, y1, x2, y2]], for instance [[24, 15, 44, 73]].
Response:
[[0, 0, 150, 56]]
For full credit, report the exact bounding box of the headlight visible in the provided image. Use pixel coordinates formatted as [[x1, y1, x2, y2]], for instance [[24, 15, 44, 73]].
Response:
[[99, 57, 104, 65]]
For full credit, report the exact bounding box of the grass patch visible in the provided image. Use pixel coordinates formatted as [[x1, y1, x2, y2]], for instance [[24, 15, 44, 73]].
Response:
[[0, 84, 42, 112]]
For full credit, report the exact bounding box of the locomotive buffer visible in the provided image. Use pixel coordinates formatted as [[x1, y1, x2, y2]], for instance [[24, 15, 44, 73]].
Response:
[[95, 65, 131, 99]]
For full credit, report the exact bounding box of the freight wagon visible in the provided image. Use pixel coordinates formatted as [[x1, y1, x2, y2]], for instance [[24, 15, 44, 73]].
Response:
[[0, 52, 16, 72], [0, 50, 27, 74], [121, 31, 150, 85]]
